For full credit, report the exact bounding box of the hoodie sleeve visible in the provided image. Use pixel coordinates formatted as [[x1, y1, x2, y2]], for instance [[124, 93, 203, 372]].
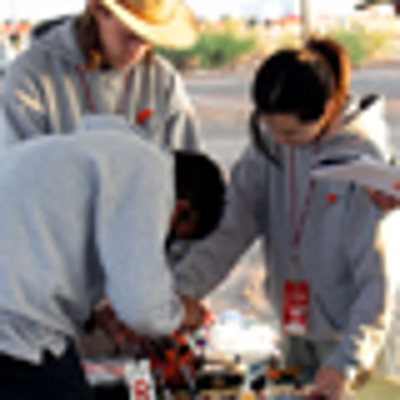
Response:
[[164, 71, 202, 151], [174, 145, 266, 299], [324, 185, 396, 380], [96, 149, 183, 336], [1, 54, 48, 147]]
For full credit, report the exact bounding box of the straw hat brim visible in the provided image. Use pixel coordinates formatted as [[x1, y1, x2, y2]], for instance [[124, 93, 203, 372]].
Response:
[[101, 0, 199, 49]]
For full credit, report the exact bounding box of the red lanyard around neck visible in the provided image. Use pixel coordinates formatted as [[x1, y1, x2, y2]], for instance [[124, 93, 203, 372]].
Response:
[[289, 141, 321, 266], [77, 67, 132, 115]]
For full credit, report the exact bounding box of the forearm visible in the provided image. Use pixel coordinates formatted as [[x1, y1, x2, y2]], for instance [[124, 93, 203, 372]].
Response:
[[327, 190, 395, 380], [325, 282, 392, 380], [174, 223, 257, 300]]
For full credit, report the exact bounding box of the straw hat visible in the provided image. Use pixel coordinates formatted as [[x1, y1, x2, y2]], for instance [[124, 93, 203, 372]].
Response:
[[100, 0, 198, 49]]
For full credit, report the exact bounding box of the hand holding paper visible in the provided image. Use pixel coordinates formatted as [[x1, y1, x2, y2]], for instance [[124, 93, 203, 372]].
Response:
[[367, 189, 400, 211]]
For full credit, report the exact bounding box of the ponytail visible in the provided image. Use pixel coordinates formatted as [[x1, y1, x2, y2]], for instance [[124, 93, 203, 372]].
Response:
[[306, 36, 351, 125]]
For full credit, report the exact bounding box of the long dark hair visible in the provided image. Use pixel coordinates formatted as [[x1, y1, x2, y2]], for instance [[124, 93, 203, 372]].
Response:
[[250, 37, 351, 164]]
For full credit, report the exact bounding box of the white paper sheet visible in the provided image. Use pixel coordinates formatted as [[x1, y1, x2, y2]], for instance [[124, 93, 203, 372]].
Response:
[[311, 153, 400, 199]]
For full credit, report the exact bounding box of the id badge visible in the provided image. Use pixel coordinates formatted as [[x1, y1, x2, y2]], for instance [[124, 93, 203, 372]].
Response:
[[282, 281, 310, 336]]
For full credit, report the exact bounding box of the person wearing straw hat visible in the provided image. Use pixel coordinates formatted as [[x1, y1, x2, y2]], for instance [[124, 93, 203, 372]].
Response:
[[0, 0, 201, 151], [0, 0, 207, 377]]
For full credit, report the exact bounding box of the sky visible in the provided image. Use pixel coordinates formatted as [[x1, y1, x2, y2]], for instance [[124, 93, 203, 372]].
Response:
[[0, 0, 369, 23]]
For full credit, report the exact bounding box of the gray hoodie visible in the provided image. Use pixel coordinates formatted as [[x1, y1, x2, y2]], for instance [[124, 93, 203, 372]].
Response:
[[175, 103, 399, 379], [0, 19, 200, 150], [0, 116, 182, 363]]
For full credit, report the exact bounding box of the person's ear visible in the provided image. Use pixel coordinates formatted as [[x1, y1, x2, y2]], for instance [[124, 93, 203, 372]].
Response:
[[171, 199, 199, 240], [170, 199, 189, 231], [175, 199, 192, 221]]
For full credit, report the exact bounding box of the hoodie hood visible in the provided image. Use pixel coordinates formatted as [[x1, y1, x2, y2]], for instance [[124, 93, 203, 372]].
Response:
[[319, 94, 392, 163], [32, 18, 87, 67], [345, 94, 391, 159]]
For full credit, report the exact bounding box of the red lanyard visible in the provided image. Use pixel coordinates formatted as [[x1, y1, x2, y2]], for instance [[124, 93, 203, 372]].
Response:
[[289, 142, 320, 266], [77, 67, 132, 115]]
